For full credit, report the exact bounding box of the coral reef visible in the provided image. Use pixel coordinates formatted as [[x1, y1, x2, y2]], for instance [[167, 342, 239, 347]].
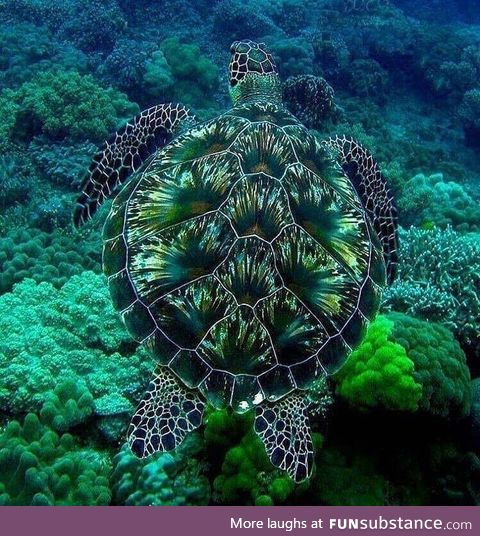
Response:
[[0, 227, 100, 294], [0, 0, 479, 507], [336, 315, 422, 412], [144, 38, 219, 115], [459, 89, 480, 148], [398, 173, 480, 231], [384, 227, 480, 358]]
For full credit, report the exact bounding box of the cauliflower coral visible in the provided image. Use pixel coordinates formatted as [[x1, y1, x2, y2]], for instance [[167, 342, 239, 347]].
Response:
[[0, 271, 155, 431], [336, 313, 471, 418], [0, 69, 138, 143]]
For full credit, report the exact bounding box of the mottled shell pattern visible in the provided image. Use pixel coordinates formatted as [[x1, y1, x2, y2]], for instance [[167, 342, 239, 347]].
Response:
[[102, 101, 386, 413]]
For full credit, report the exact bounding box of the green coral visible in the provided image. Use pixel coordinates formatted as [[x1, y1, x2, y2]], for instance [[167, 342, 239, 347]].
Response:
[[336, 313, 471, 418], [0, 413, 111, 506], [384, 227, 480, 356], [208, 410, 311, 505], [398, 173, 480, 231], [213, 426, 297, 505], [144, 38, 219, 116], [336, 315, 422, 411], [39, 379, 94, 433], [389, 312, 471, 419], [0, 271, 155, 439], [0, 69, 138, 144], [0, 227, 101, 294], [313, 446, 387, 506], [111, 435, 210, 506]]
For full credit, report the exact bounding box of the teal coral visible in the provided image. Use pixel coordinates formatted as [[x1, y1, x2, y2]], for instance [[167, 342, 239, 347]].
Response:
[[0, 69, 138, 143], [144, 38, 219, 115], [0, 413, 111, 506], [111, 435, 210, 506], [0, 271, 155, 434], [0, 227, 100, 294], [398, 173, 480, 231]]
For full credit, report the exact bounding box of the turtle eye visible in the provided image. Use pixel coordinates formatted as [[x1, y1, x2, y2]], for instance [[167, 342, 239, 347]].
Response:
[[230, 79, 238, 87]]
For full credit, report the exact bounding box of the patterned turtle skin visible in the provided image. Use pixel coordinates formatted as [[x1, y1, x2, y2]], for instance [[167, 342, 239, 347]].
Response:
[[76, 40, 397, 483]]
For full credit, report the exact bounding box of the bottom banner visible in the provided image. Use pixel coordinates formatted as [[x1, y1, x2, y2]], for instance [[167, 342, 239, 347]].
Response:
[[0, 506, 477, 536]]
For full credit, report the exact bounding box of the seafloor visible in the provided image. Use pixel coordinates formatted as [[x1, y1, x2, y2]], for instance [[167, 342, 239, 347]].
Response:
[[0, 0, 479, 506]]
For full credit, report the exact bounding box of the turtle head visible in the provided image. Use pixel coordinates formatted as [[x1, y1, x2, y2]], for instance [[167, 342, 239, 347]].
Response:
[[229, 40, 282, 105]]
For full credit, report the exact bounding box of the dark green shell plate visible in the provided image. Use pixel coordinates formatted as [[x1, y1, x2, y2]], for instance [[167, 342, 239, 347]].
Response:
[[103, 101, 386, 413]]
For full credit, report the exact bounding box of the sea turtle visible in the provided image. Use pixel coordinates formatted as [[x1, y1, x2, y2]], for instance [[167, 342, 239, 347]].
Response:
[[74, 40, 398, 482]]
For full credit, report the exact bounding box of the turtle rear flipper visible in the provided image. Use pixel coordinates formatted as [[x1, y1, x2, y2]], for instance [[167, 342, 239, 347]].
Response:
[[324, 136, 398, 283], [73, 103, 196, 228], [128, 366, 205, 456], [255, 394, 314, 483]]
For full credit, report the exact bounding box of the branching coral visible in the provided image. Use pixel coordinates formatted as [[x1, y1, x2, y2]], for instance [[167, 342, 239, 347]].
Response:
[[111, 434, 210, 505], [0, 413, 111, 505], [336, 313, 471, 418], [384, 227, 480, 356]]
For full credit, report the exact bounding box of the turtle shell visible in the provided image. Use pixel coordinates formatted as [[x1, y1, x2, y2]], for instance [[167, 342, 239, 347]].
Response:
[[103, 101, 386, 413]]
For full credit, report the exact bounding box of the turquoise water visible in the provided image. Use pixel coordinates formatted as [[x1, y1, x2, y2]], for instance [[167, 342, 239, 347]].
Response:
[[0, 0, 479, 506]]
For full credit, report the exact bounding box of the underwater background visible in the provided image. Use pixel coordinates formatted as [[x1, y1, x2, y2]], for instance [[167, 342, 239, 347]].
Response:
[[0, 0, 479, 506]]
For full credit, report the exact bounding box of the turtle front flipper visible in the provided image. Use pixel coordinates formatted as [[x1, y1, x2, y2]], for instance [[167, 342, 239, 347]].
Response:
[[73, 103, 196, 227], [128, 366, 205, 457], [324, 136, 398, 283], [255, 394, 314, 483]]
